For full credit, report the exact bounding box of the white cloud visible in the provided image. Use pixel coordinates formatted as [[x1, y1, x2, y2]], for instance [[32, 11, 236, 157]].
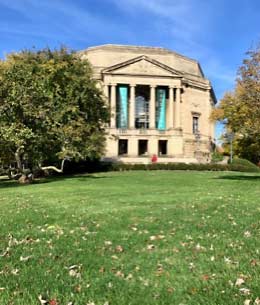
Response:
[[0, 0, 237, 98]]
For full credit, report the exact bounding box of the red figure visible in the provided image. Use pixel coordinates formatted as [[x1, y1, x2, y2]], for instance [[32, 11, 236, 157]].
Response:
[[151, 154, 158, 163]]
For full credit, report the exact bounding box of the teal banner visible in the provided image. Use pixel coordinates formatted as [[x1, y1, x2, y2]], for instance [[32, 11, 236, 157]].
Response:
[[118, 86, 128, 128], [156, 89, 166, 130]]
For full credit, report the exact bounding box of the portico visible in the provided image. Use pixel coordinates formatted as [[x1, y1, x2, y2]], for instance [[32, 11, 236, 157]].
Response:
[[104, 82, 182, 130]]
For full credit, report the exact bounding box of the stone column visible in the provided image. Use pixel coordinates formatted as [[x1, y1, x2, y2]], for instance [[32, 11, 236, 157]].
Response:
[[150, 85, 156, 129], [169, 86, 174, 129], [128, 138, 138, 157], [175, 87, 181, 128], [110, 84, 117, 128], [129, 84, 136, 129]]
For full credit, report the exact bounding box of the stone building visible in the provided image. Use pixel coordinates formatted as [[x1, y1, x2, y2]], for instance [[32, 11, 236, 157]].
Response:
[[81, 44, 216, 163]]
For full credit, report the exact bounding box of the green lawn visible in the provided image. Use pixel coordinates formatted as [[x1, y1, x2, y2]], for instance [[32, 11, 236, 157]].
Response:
[[0, 171, 259, 305]]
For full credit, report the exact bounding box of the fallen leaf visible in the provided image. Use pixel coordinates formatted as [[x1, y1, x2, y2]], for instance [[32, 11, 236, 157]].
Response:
[[254, 297, 260, 305], [20, 255, 32, 262], [104, 241, 112, 246], [49, 299, 58, 305], [115, 270, 124, 278], [201, 274, 210, 281], [125, 273, 133, 280], [244, 231, 251, 238], [250, 259, 258, 266], [38, 295, 48, 305], [235, 278, 245, 286], [240, 288, 251, 295], [167, 287, 175, 294], [147, 244, 155, 251], [69, 269, 81, 278], [99, 267, 105, 273], [115, 245, 124, 253], [11, 269, 19, 275]]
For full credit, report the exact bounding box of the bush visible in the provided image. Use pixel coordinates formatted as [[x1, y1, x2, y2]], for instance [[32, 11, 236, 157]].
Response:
[[98, 161, 260, 173], [3, 158, 259, 177], [229, 158, 260, 173], [211, 152, 224, 163], [99, 162, 228, 172]]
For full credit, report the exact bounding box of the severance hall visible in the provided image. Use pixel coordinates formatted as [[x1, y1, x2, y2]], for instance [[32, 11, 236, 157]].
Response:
[[81, 44, 216, 163]]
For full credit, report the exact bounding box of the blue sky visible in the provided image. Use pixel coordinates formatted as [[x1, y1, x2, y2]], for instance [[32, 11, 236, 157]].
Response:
[[1, 0, 260, 140]]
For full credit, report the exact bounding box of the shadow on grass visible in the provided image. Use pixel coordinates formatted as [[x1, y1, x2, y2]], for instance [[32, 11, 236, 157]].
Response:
[[216, 174, 260, 181], [0, 174, 110, 189]]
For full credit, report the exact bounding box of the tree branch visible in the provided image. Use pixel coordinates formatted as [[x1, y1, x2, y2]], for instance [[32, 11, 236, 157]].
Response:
[[41, 158, 67, 173]]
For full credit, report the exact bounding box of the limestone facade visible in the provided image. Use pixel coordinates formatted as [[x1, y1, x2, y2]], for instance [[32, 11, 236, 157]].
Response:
[[80, 44, 216, 163]]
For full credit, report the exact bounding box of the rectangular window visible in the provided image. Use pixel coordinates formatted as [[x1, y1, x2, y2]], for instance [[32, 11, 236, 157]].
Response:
[[118, 139, 128, 155], [192, 116, 199, 134], [158, 140, 167, 156], [138, 140, 148, 156]]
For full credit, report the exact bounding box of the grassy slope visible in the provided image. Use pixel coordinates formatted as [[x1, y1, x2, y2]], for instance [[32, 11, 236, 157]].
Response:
[[0, 171, 259, 305]]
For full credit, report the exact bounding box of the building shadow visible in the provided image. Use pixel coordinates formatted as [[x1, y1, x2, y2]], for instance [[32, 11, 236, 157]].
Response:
[[216, 174, 260, 181]]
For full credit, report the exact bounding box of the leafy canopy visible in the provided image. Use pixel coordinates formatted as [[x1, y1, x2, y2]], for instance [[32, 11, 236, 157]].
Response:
[[212, 45, 260, 162], [0, 47, 109, 172]]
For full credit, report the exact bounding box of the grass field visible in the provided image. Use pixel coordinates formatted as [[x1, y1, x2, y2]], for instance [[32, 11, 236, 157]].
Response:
[[0, 171, 259, 305]]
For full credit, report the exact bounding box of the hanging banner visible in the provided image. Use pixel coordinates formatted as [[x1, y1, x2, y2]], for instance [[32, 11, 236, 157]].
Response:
[[157, 88, 166, 130], [118, 86, 128, 128]]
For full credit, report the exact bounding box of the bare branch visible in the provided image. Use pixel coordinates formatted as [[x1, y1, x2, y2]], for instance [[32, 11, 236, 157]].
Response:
[[41, 158, 67, 173]]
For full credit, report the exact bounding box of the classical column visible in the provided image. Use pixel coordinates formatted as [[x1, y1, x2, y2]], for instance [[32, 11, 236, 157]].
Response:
[[150, 85, 156, 129], [110, 84, 117, 128], [169, 86, 174, 129], [175, 87, 181, 128], [129, 84, 136, 129]]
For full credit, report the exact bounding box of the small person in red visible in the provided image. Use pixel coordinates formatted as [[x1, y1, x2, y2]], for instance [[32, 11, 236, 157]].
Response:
[[151, 154, 158, 163]]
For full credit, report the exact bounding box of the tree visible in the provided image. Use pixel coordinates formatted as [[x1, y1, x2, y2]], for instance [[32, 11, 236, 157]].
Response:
[[212, 45, 260, 163], [0, 48, 109, 180]]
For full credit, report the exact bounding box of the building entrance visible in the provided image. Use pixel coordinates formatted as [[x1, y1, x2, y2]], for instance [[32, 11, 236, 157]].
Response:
[[135, 85, 150, 129]]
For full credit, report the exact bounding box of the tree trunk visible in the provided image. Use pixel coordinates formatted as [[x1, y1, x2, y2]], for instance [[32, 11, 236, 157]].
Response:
[[15, 147, 23, 173], [18, 174, 32, 184]]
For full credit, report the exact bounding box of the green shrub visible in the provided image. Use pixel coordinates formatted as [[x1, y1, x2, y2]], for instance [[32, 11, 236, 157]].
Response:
[[229, 158, 260, 172], [211, 152, 224, 163], [99, 160, 260, 173], [61, 158, 260, 174]]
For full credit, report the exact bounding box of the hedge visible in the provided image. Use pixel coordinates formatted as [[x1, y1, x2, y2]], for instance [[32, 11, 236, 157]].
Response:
[[100, 161, 260, 173], [1, 158, 259, 177]]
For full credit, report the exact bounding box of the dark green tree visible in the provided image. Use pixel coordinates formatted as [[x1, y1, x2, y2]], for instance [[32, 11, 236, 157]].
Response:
[[0, 48, 109, 180]]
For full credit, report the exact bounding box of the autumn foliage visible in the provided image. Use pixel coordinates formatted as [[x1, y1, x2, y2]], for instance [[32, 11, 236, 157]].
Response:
[[211, 45, 260, 162]]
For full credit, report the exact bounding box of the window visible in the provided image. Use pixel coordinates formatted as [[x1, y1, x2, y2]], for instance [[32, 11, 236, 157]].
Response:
[[192, 116, 199, 134], [158, 140, 167, 156], [138, 140, 148, 156], [118, 139, 128, 155], [135, 85, 150, 129]]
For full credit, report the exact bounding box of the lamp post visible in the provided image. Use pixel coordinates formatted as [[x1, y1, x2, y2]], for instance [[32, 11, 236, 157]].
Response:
[[225, 132, 235, 163]]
